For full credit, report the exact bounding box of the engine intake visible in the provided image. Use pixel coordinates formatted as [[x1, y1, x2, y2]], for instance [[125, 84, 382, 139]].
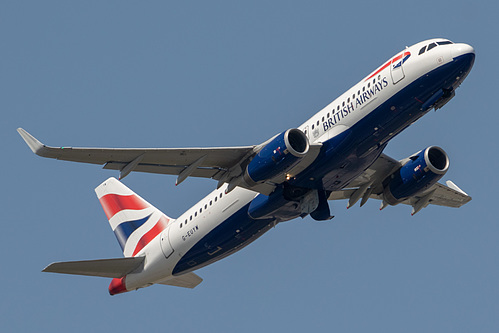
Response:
[[244, 129, 309, 184], [383, 146, 449, 205]]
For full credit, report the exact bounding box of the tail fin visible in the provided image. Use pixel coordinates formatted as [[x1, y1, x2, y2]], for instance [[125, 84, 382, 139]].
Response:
[[95, 177, 174, 257]]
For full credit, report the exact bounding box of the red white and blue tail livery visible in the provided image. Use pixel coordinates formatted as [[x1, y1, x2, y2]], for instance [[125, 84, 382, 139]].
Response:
[[19, 38, 475, 295], [96, 178, 172, 258]]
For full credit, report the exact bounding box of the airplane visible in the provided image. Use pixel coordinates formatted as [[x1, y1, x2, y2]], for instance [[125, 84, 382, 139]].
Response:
[[18, 38, 475, 295]]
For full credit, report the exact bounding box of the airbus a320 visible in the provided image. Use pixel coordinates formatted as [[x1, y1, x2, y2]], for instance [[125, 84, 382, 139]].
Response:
[[19, 38, 475, 295]]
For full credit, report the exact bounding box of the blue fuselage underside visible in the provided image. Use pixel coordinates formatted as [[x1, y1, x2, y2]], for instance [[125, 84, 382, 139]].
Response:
[[173, 53, 474, 276]]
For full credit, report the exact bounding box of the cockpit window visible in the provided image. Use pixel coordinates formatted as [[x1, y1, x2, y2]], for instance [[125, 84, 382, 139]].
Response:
[[419, 41, 453, 56], [427, 43, 437, 51]]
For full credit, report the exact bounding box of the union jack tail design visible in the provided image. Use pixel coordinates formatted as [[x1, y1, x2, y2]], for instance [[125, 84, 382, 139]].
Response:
[[95, 177, 173, 257]]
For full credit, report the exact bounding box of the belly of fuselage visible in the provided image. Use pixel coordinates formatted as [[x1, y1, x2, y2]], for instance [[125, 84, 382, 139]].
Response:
[[171, 52, 475, 276]]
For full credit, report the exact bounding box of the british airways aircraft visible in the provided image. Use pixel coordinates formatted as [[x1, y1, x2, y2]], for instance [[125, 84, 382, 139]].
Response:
[[19, 38, 475, 295]]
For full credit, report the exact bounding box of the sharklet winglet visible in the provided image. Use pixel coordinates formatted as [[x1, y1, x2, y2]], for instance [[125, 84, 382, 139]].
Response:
[[17, 128, 47, 155]]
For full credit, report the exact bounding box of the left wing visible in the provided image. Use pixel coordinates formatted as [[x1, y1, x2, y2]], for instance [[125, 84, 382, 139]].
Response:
[[329, 153, 472, 215], [18, 128, 322, 195], [18, 127, 255, 182]]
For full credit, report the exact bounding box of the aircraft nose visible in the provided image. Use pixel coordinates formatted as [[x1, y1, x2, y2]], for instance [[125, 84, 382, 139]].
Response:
[[452, 43, 475, 59]]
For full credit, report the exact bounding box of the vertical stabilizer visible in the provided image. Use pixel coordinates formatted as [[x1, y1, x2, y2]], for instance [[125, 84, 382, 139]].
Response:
[[95, 177, 174, 257]]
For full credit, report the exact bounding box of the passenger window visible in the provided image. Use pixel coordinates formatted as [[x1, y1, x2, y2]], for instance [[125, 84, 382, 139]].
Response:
[[419, 46, 427, 55], [427, 43, 437, 51]]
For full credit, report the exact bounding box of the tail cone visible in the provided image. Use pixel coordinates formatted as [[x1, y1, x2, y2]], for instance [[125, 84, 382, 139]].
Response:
[[109, 277, 127, 295]]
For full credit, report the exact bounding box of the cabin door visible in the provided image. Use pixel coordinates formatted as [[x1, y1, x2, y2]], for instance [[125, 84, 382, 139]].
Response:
[[390, 52, 406, 84], [160, 226, 174, 259]]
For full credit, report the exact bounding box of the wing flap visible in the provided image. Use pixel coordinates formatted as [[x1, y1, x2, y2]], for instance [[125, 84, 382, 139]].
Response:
[[103, 161, 221, 178], [42, 257, 145, 278]]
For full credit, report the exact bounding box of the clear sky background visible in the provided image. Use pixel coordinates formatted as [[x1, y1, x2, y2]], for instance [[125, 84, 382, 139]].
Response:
[[2, 1, 498, 332]]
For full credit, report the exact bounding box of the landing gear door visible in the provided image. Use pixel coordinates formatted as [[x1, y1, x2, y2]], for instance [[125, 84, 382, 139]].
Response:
[[160, 226, 174, 259], [390, 52, 406, 84]]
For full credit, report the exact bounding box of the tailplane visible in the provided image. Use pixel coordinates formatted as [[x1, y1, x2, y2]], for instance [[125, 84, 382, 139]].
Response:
[[43, 257, 203, 295], [95, 177, 174, 257], [43, 257, 145, 278]]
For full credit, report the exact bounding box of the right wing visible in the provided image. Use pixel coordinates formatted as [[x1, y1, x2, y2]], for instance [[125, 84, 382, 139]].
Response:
[[328, 152, 472, 215], [330, 180, 471, 213]]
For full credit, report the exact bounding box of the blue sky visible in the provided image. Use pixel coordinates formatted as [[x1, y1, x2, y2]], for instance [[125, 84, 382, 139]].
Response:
[[2, 1, 498, 332]]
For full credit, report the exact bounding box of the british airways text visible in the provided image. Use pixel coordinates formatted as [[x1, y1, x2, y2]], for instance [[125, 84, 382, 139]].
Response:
[[324, 77, 389, 131]]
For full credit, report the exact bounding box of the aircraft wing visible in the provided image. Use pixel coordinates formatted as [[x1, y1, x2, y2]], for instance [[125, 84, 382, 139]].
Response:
[[18, 128, 322, 195], [18, 128, 255, 182], [328, 152, 472, 215]]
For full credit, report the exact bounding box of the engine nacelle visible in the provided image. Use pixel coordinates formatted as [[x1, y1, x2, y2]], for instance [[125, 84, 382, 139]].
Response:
[[383, 146, 449, 205], [244, 129, 309, 184]]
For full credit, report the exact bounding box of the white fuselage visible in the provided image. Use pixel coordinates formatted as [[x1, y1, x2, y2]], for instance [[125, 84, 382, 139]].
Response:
[[123, 39, 475, 292]]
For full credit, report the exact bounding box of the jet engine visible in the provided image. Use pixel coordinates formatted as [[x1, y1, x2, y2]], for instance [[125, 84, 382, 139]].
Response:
[[382, 146, 449, 205], [244, 129, 309, 184]]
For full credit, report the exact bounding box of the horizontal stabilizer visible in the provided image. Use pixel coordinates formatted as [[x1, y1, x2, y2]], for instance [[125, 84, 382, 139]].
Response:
[[157, 272, 203, 289], [42, 257, 145, 278]]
